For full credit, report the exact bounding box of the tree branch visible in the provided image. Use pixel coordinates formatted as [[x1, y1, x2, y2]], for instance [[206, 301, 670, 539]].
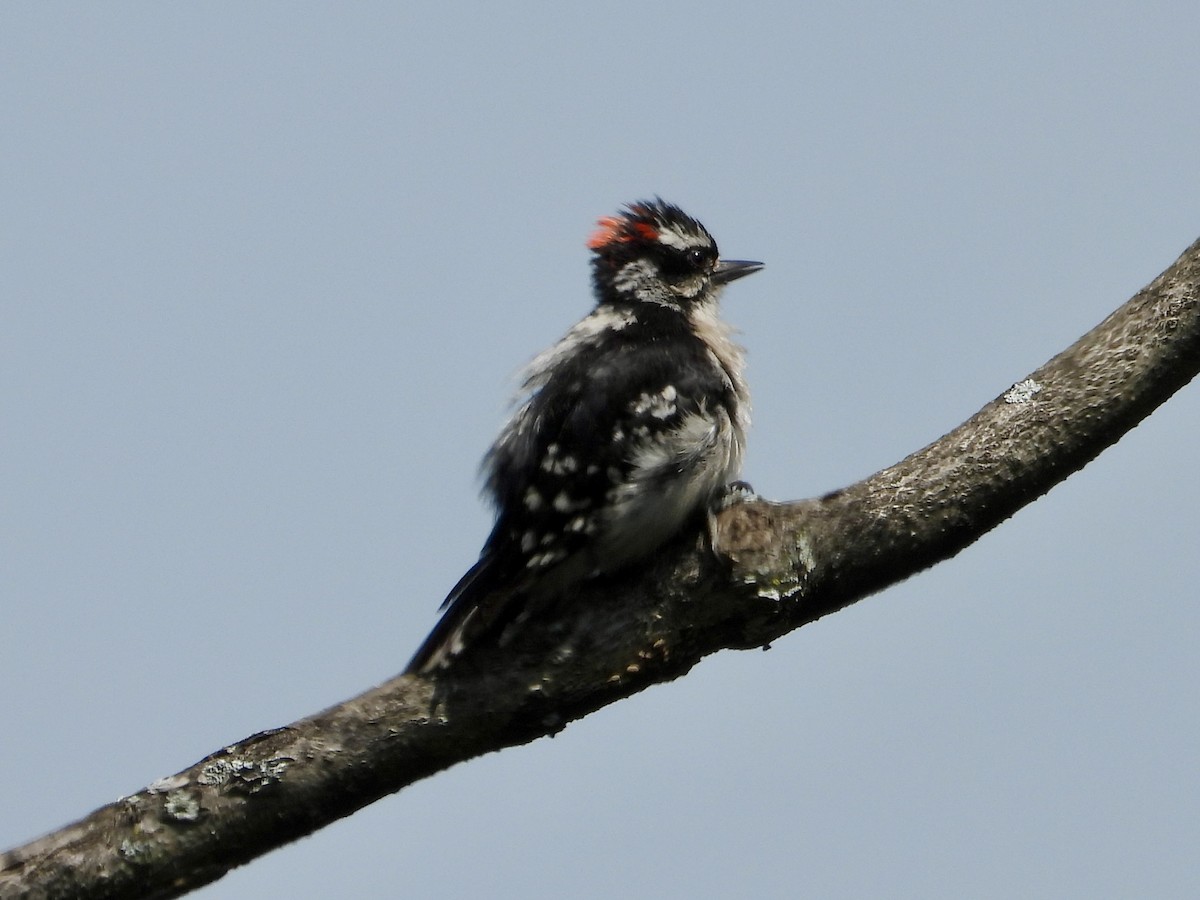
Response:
[[4, 237, 1198, 900]]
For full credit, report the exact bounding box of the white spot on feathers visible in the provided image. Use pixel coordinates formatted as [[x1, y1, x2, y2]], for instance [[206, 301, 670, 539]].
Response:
[[527, 548, 566, 569], [630, 384, 678, 420], [540, 443, 578, 475], [553, 491, 591, 513]]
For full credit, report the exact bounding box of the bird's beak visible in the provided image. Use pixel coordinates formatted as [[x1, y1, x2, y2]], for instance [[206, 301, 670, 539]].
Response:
[[712, 259, 764, 285]]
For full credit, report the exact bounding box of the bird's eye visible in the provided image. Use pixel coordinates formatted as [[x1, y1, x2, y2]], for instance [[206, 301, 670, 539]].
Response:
[[686, 248, 709, 269]]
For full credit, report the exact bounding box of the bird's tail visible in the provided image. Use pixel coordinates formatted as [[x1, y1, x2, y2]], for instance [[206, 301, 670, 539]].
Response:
[[404, 551, 523, 675]]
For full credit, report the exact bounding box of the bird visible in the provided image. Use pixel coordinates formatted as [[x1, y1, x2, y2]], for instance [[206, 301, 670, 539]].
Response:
[[405, 199, 762, 674]]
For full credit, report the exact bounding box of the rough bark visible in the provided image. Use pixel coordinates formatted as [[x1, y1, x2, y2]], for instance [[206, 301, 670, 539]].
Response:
[[3, 237, 1198, 900]]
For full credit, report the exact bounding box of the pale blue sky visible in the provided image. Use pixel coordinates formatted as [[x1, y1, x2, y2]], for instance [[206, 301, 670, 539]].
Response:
[[3, 4, 1198, 897]]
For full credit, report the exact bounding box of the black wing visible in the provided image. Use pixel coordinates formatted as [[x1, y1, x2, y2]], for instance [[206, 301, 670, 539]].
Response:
[[405, 317, 735, 674]]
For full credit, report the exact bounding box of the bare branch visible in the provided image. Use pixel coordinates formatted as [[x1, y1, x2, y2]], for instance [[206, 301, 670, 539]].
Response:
[[3, 238, 1198, 900]]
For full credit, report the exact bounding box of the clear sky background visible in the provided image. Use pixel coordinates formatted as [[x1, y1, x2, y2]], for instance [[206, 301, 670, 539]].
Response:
[[3, 4, 1198, 898]]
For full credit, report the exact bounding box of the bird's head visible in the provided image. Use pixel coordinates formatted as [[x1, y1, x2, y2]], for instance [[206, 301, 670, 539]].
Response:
[[588, 199, 762, 310]]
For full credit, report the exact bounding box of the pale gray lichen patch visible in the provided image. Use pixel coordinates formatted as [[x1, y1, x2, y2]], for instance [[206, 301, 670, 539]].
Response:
[[733, 555, 805, 602], [197, 760, 233, 787], [793, 532, 816, 577], [734, 527, 813, 602], [163, 789, 202, 822], [750, 576, 804, 602], [147, 773, 190, 794], [197, 756, 293, 793], [1003, 378, 1042, 404], [119, 837, 156, 863]]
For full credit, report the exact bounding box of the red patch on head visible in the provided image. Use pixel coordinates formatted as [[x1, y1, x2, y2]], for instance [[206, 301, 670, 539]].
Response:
[[586, 216, 622, 249], [586, 214, 659, 250], [630, 221, 659, 242]]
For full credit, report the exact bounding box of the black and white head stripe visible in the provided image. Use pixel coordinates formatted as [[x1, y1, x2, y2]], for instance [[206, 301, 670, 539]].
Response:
[[587, 199, 716, 254]]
